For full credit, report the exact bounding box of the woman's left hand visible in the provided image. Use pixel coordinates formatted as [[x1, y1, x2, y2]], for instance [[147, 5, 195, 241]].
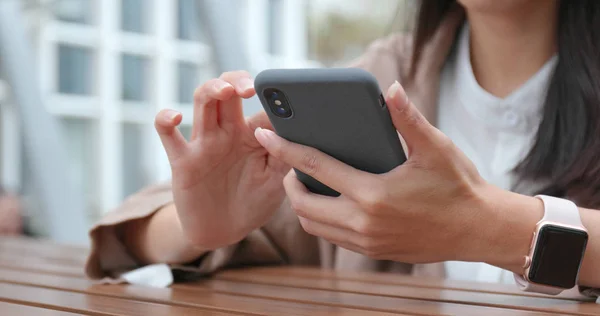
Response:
[[254, 81, 541, 266]]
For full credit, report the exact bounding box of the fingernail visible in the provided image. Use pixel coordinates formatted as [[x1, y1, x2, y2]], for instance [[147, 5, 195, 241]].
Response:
[[387, 81, 408, 109], [254, 127, 273, 146], [239, 77, 254, 92], [387, 81, 400, 99], [165, 110, 181, 122], [214, 81, 233, 92]]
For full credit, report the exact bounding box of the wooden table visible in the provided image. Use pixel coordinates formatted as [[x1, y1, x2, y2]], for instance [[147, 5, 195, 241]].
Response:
[[0, 237, 598, 315]]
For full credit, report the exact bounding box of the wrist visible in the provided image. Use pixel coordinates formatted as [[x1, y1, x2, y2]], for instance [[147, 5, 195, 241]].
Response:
[[154, 203, 209, 263], [460, 184, 543, 273]]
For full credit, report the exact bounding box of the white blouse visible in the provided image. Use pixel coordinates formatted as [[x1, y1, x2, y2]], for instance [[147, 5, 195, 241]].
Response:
[[437, 24, 558, 284]]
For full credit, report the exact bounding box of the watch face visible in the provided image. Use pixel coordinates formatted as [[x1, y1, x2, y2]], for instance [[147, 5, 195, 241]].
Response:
[[528, 225, 588, 288]]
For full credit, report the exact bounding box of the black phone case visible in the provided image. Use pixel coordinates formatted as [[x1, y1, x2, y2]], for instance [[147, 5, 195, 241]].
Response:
[[255, 68, 406, 196]]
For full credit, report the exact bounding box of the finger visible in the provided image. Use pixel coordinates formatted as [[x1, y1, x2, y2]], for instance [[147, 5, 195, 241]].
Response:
[[246, 111, 273, 131], [220, 70, 256, 98], [155, 109, 188, 161], [386, 81, 446, 154], [254, 127, 377, 198], [247, 112, 287, 173], [192, 79, 235, 136], [284, 171, 359, 229], [298, 216, 364, 250], [324, 238, 366, 255], [218, 71, 255, 125]]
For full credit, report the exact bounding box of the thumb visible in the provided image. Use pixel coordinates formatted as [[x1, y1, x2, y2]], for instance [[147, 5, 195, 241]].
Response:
[[154, 109, 188, 162], [248, 113, 289, 174], [386, 81, 444, 154]]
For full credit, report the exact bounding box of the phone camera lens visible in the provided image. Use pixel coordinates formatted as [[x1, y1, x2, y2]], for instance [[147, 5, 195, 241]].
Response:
[[264, 88, 293, 118]]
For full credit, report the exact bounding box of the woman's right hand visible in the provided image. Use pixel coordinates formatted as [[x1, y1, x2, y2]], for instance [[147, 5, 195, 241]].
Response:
[[155, 71, 290, 250]]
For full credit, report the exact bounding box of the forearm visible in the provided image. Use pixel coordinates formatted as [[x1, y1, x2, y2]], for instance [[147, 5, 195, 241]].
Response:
[[122, 203, 207, 265], [469, 185, 600, 288]]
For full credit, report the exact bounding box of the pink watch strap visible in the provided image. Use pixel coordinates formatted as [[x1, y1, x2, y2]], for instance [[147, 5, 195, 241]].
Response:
[[514, 273, 564, 295], [537, 195, 584, 226], [513, 195, 584, 295]]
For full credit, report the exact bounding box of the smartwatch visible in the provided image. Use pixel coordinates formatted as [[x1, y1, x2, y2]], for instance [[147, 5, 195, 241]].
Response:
[[514, 195, 588, 295]]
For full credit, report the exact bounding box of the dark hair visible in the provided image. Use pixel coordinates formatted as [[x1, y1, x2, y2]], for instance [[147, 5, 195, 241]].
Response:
[[411, 0, 600, 208]]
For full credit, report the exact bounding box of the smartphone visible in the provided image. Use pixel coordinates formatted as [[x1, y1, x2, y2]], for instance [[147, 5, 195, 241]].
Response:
[[255, 68, 406, 196]]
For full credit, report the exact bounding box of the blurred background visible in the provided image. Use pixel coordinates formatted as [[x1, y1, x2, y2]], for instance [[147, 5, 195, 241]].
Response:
[[0, 0, 411, 244]]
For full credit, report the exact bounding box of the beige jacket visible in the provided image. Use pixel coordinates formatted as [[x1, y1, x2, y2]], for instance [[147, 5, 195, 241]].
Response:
[[85, 19, 599, 297]]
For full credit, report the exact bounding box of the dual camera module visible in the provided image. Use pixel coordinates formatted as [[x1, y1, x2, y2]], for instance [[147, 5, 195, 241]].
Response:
[[263, 88, 293, 118]]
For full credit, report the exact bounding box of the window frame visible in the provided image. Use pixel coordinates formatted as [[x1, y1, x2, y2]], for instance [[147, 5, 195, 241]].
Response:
[[21, 0, 308, 223]]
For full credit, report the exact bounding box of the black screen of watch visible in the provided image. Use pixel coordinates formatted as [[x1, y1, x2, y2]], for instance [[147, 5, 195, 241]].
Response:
[[528, 225, 588, 288]]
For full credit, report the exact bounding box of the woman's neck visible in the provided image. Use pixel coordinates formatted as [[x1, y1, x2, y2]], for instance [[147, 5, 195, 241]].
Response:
[[467, 3, 558, 98]]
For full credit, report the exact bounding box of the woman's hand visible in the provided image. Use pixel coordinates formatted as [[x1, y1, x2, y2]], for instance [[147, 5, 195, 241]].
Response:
[[254, 81, 542, 268], [155, 71, 289, 250]]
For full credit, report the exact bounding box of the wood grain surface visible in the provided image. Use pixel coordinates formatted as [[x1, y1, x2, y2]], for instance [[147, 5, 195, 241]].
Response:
[[0, 237, 597, 315]]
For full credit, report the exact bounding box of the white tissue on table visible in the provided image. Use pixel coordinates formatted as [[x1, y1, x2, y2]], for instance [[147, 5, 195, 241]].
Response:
[[121, 263, 174, 288]]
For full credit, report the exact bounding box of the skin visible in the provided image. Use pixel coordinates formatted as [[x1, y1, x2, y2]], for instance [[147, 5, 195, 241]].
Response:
[[0, 194, 22, 236], [123, 0, 600, 289]]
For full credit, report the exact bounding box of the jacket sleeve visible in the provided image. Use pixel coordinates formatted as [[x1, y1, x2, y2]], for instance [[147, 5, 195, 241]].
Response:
[[84, 183, 321, 281], [348, 33, 412, 91]]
